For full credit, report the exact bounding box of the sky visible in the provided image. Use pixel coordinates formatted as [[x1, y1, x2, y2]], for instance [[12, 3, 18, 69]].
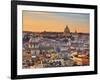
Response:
[[23, 10, 90, 33]]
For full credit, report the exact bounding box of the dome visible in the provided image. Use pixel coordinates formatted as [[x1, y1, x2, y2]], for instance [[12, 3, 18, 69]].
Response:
[[64, 25, 70, 37], [64, 25, 70, 33]]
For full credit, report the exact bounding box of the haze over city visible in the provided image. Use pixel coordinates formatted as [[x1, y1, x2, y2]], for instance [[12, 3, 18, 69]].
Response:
[[23, 11, 90, 33]]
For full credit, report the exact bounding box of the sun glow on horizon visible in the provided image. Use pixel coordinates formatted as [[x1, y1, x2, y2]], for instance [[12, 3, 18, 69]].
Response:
[[23, 11, 90, 33]]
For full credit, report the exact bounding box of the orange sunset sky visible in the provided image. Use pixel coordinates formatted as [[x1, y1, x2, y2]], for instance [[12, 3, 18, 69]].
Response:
[[23, 11, 90, 33]]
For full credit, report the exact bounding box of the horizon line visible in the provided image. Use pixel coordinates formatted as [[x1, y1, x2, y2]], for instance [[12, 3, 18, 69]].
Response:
[[23, 30, 89, 34]]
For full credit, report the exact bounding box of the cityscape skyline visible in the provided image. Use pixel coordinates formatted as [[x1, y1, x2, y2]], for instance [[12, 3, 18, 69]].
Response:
[[23, 11, 90, 33]]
